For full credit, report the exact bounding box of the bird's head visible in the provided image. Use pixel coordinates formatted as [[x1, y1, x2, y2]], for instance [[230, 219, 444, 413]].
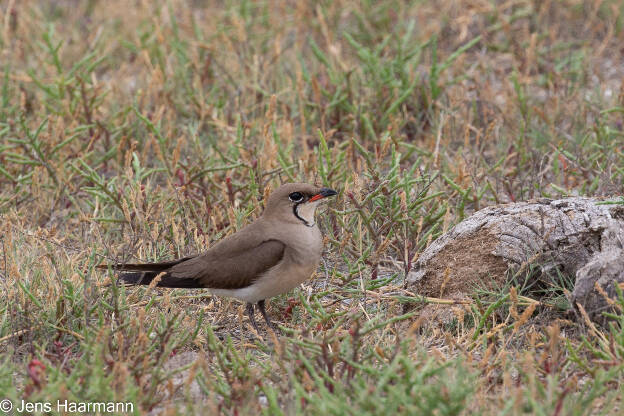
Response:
[[264, 183, 337, 226]]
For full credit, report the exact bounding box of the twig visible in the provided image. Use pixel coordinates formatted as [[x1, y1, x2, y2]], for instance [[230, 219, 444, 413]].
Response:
[[0, 327, 35, 343]]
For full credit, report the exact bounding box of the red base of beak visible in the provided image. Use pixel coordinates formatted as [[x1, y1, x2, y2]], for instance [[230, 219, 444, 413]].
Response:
[[309, 187, 338, 202]]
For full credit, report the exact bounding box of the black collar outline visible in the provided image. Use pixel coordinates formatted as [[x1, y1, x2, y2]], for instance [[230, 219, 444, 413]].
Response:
[[293, 202, 314, 227]]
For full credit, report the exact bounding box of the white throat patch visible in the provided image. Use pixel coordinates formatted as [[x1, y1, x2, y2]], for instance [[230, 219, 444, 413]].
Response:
[[295, 200, 321, 226]]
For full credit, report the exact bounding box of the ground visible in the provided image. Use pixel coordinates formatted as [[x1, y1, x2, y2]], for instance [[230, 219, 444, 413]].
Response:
[[1, 1, 624, 414]]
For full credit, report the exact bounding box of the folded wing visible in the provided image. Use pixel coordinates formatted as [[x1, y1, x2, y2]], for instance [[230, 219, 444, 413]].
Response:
[[100, 239, 285, 290], [171, 239, 285, 289]]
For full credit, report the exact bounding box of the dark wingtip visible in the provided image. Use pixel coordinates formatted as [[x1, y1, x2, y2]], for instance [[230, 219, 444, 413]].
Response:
[[118, 272, 150, 285]]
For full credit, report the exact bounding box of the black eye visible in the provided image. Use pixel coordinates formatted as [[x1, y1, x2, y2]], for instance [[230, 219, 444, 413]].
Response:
[[288, 192, 304, 202]]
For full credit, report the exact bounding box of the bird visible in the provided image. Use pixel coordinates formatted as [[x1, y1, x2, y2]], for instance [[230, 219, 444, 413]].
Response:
[[98, 183, 338, 331]]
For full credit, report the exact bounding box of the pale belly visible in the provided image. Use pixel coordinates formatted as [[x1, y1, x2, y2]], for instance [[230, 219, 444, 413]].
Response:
[[209, 261, 317, 303]]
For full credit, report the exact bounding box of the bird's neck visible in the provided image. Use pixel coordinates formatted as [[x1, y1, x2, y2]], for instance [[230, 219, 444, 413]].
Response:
[[294, 201, 321, 227]]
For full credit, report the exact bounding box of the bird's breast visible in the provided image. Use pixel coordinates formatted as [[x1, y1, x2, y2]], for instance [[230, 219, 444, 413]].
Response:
[[287, 225, 323, 264]]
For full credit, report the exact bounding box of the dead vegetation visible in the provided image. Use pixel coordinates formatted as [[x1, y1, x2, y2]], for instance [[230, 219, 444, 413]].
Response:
[[1, 0, 624, 414]]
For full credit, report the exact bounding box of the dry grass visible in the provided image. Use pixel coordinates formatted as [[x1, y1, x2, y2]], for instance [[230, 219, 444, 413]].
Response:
[[1, 0, 624, 414]]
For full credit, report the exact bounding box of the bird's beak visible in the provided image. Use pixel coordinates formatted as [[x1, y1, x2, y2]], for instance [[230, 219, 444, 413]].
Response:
[[309, 187, 338, 202]]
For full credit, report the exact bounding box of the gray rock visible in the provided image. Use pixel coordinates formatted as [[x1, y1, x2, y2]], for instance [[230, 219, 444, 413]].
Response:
[[407, 197, 624, 324]]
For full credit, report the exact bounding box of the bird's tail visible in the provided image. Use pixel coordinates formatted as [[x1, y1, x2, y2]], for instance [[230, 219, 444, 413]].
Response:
[[97, 258, 201, 288]]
